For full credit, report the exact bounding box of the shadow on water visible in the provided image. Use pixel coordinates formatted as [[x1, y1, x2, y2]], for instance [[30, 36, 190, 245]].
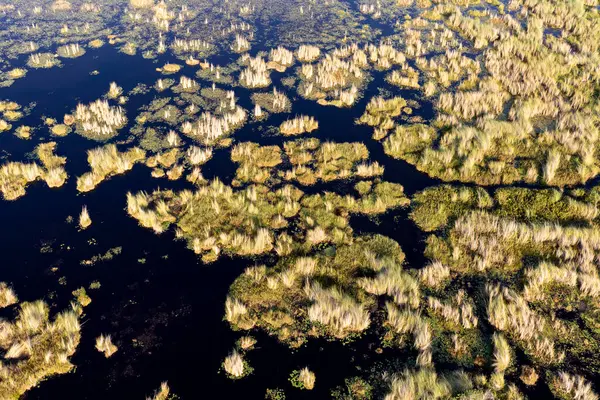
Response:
[[0, 45, 441, 399]]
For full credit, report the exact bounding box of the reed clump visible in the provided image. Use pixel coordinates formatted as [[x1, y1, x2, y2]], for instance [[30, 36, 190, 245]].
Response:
[[76, 144, 146, 192], [231, 142, 282, 184], [296, 45, 320, 63], [0, 143, 67, 199], [95, 334, 118, 358], [126, 180, 285, 261], [549, 372, 598, 400], [357, 96, 409, 138], [0, 294, 81, 399], [384, 368, 451, 400], [223, 349, 251, 379], [27, 53, 59, 69], [74, 99, 127, 140], [180, 106, 247, 146], [107, 82, 123, 99], [146, 382, 170, 400], [231, 34, 251, 53], [130, 0, 154, 8], [373, 2, 600, 187], [0, 282, 18, 308], [35, 142, 68, 188], [251, 88, 291, 113], [0, 162, 44, 200], [282, 139, 376, 185], [279, 116, 318, 136], [268, 46, 294, 71], [305, 281, 371, 335], [227, 236, 406, 345], [57, 43, 85, 58], [290, 367, 316, 390], [239, 55, 271, 88], [297, 46, 367, 108], [79, 206, 92, 229]]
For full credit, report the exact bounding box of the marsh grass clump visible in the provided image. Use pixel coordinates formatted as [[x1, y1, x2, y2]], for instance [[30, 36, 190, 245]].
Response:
[[0, 119, 11, 132], [231, 34, 251, 53], [239, 55, 271, 88], [95, 334, 118, 358], [173, 76, 199, 93], [486, 284, 563, 365], [154, 79, 174, 93], [290, 367, 315, 390], [7, 68, 27, 80], [282, 139, 376, 185], [126, 181, 285, 261], [549, 372, 598, 400], [268, 46, 294, 71], [107, 82, 123, 99], [79, 206, 92, 229], [0, 143, 67, 200], [418, 261, 450, 289], [159, 64, 181, 75], [171, 38, 214, 60], [0, 282, 18, 308], [88, 39, 104, 48], [76, 144, 145, 192], [357, 96, 409, 139], [14, 126, 33, 140], [296, 44, 371, 108], [304, 281, 370, 336], [237, 336, 257, 350], [36, 142, 66, 169], [35, 142, 68, 188], [223, 349, 251, 379], [50, 124, 71, 137], [180, 105, 247, 146], [296, 45, 320, 63], [0, 295, 81, 398], [186, 146, 212, 166], [146, 382, 170, 400], [74, 99, 127, 140], [27, 53, 60, 69], [386, 66, 420, 89], [490, 332, 511, 389], [251, 88, 291, 113], [130, 0, 153, 8], [1, 101, 23, 122], [231, 142, 282, 184], [385, 368, 451, 400], [279, 116, 318, 136], [227, 236, 406, 345], [51, 0, 72, 11], [427, 291, 478, 329], [0, 162, 44, 200], [57, 43, 85, 58]]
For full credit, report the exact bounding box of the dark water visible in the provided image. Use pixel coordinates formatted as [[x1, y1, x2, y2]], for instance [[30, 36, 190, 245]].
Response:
[[0, 45, 438, 399]]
